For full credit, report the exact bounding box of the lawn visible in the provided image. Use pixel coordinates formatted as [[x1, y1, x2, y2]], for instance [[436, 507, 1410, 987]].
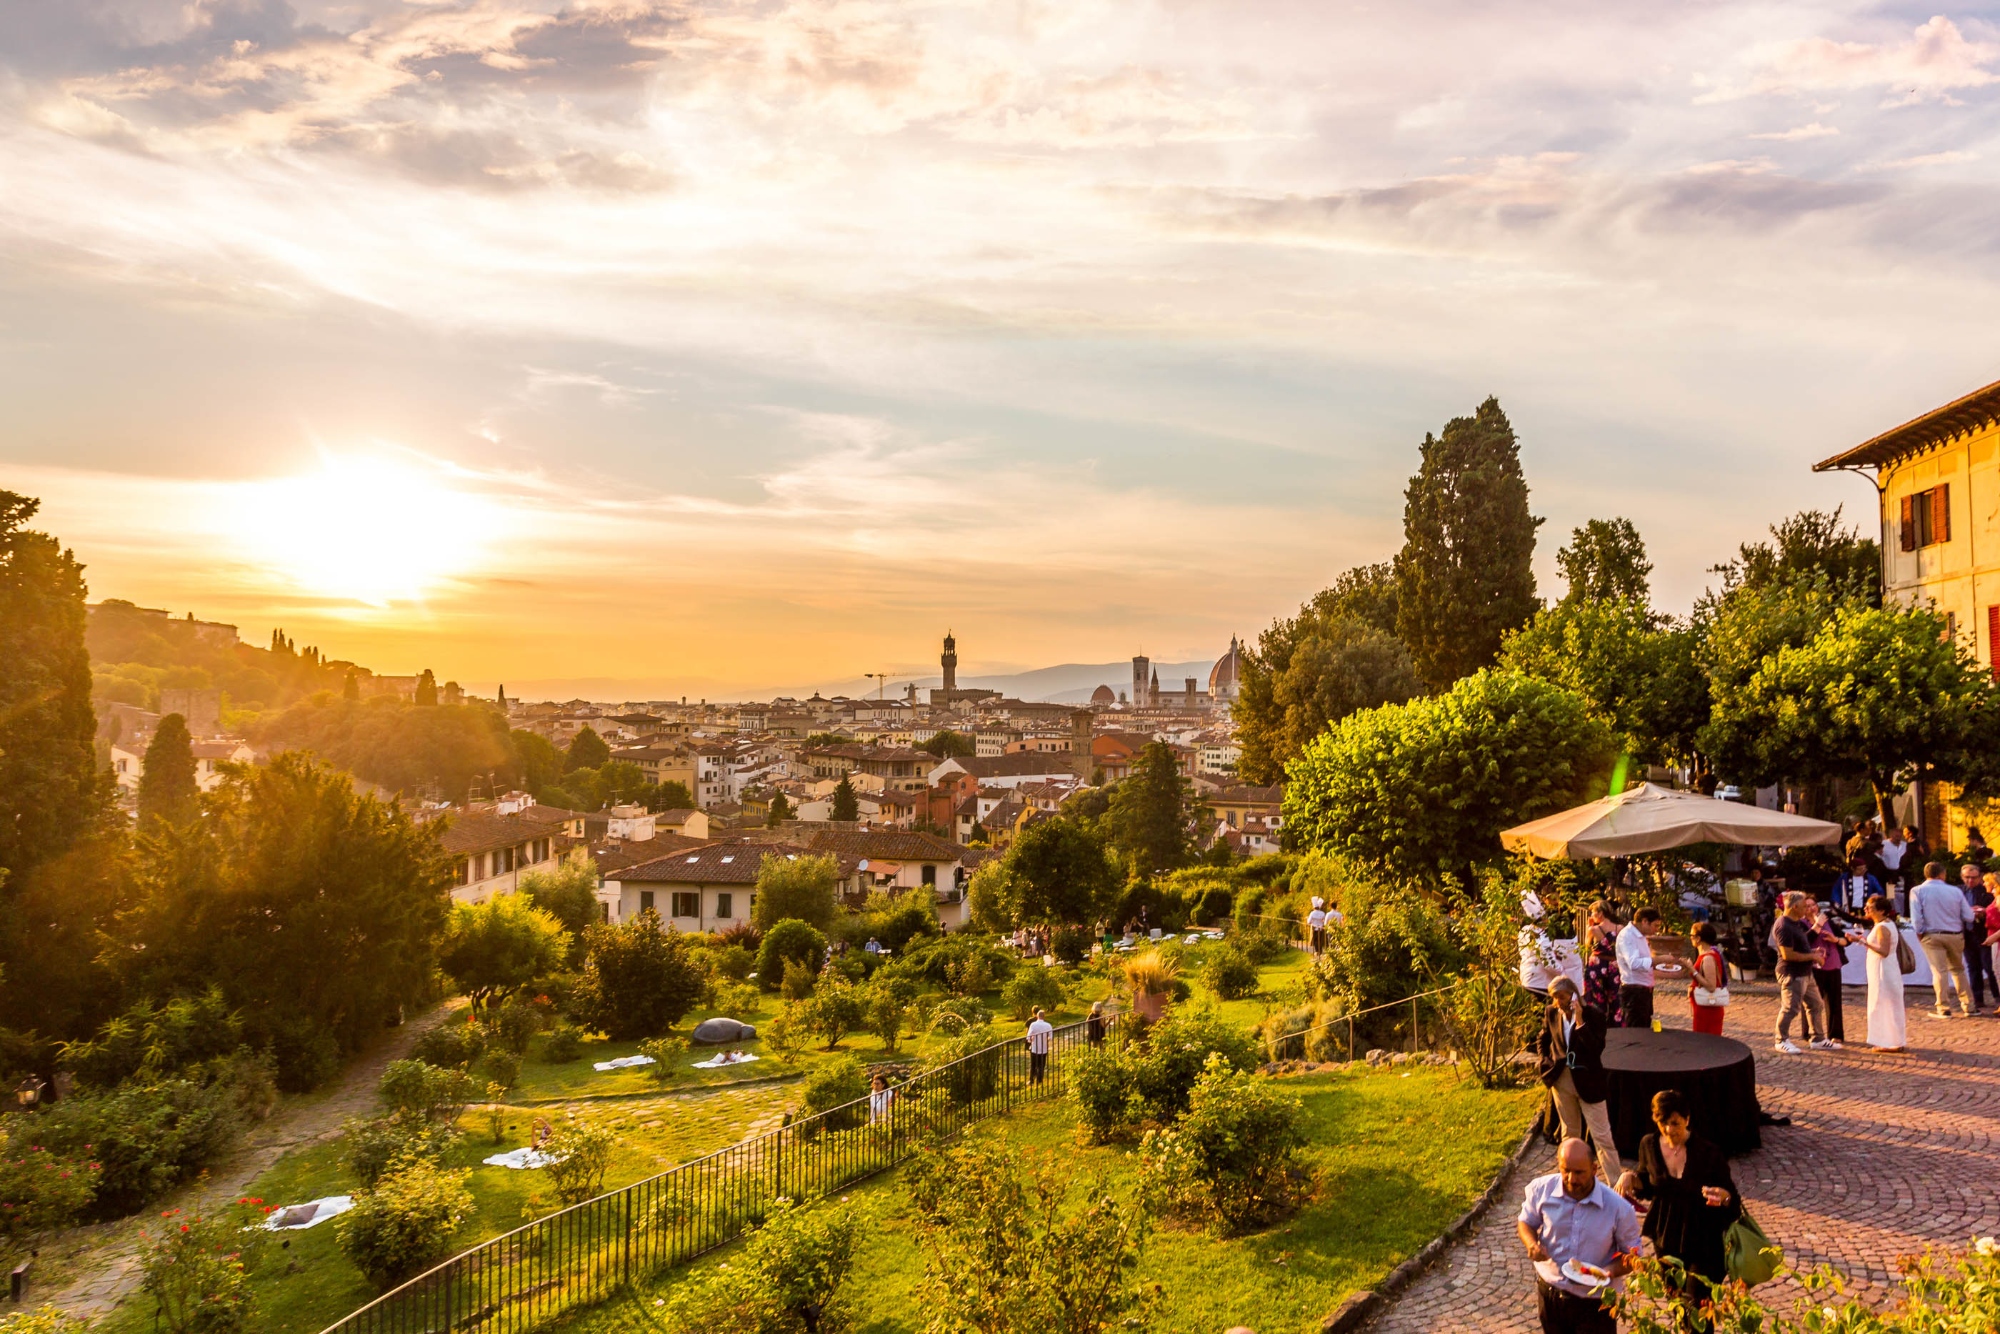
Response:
[[557, 1061, 1536, 1334]]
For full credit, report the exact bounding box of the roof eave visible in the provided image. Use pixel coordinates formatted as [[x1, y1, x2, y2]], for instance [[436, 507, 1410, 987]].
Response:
[[1813, 376, 2000, 474]]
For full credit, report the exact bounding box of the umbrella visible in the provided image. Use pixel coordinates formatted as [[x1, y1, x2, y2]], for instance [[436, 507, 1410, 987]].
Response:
[[1500, 783, 1842, 860]]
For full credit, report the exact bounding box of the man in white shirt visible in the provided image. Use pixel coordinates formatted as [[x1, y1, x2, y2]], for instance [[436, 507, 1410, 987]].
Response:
[[1024, 1008, 1054, 1084], [1614, 908, 1660, 1030], [1307, 898, 1329, 955], [1518, 1138, 1641, 1333]]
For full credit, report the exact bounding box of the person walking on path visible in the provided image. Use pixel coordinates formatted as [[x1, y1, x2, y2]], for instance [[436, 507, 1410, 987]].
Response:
[[1960, 864, 1995, 1013], [1687, 922, 1728, 1036], [1859, 893, 1908, 1053], [1583, 902, 1623, 1028], [1616, 907, 1660, 1029], [1911, 862, 1976, 1019], [1615, 1088, 1740, 1330], [1307, 898, 1329, 955], [1518, 1137, 1641, 1334], [1773, 891, 1834, 1053], [1809, 898, 1862, 1044], [1536, 977, 1622, 1183], [1024, 1007, 1054, 1084]]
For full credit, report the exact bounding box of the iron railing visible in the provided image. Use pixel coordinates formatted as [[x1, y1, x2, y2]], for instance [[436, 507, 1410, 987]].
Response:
[[319, 1015, 1101, 1334]]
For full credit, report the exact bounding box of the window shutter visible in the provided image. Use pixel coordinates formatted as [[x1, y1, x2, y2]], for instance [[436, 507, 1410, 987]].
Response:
[[1900, 494, 1917, 551], [1990, 606, 2000, 682], [1933, 483, 1951, 543]]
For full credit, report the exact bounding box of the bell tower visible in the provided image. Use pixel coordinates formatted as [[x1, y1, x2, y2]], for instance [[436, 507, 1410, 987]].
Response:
[[941, 630, 958, 694]]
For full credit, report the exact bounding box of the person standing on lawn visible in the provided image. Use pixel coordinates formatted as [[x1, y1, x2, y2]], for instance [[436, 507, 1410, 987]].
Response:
[[1024, 1007, 1053, 1084], [1911, 862, 1977, 1020], [1616, 907, 1660, 1029], [1536, 977, 1622, 1183], [1519, 1137, 1641, 1334], [1773, 891, 1834, 1053]]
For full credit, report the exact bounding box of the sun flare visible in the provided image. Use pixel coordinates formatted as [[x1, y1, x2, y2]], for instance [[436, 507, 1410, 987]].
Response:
[[230, 455, 499, 607]]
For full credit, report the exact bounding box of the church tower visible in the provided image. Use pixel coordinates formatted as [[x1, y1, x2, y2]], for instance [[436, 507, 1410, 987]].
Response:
[[941, 631, 958, 694]]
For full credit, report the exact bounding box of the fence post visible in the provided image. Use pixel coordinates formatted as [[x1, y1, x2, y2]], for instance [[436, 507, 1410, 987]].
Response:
[[1347, 1015, 1355, 1061], [1410, 997, 1419, 1054], [622, 1187, 632, 1286]]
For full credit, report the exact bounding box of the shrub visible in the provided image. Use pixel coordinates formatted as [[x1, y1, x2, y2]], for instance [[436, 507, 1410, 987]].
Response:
[[662, 1199, 859, 1334], [541, 1023, 584, 1064], [1138, 1054, 1307, 1234], [488, 996, 542, 1056], [799, 1055, 869, 1134], [924, 1028, 1002, 1108], [926, 996, 991, 1036], [1130, 1001, 1258, 1123], [57, 989, 242, 1090], [573, 911, 708, 1040], [757, 920, 829, 992], [711, 980, 762, 1018], [862, 976, 916, 1054], [30, 1080, 239, 1218], [1001, 967, 1066, 1021], [638, 1036, 687, 1083], [1199, 944, 1260, 1000], [1119, 949, 1179, 1001], [140, 1199, 270, 1333], [1255, 999, 1351, 1064], [710, 944, 756, 982], [542, 1115, 615, 1205], [412, 1015, 487, 1070], [763, 1006, 809, 1065], [337, 1154, 476, 1290], [0, 1307, 94, 1333], [898, 936, 1013, 991], [378, 1059, 477, 1124], [1049, 925, 1093, 966], [344, 1117, 461, 1189], [0, 1130, 100, 1236], [482, 1050, 522, 1092], [780, 958, 818, 1001], [713, 921, 761, 952], [1067, 1047, 1140, 1144], [793, 978, 867, 1050], [1233, 926, 1292, 964]]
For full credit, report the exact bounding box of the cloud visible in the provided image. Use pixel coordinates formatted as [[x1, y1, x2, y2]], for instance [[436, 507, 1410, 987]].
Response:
[[1854, 149, 1978, 172], [1698, 15, 2000, 107], [1748, 121, 1839, 140]]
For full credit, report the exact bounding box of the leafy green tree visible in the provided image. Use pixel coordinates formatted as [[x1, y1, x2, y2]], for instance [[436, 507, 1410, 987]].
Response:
[[1695, 576, 1850, 786], [751, 853, 839, 931], [767, 791, 794, 826], [572, 910, 706, 1039], [436, 894, 568, 1015], [829, 773, 859, 822], [645, 780, 695, 813], [1283, 669, 1615, 891], [255, 697, 518, 802], [1500, 600, 1708, 767], [414, 670, 438, 706], [0, 491, 100, 879], [1106, 742, 1200, 877], [1556, 517, 1651, 604], [137, 714, 200, 824], [564, 726, 611, 773], [993, 819, 1119, 927], [1713, 506, 1879, 606], [1394, 397, 1542, 689], [921, 730, 976, 759], [510, 730, 564, 799], [756, 919, 829, 991]]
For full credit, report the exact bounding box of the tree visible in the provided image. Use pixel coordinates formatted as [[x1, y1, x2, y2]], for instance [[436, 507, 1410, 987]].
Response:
[[136, 714, 200, 824], [255, 696, 519, 802], [994, 819, 1120, 927], [564, 726, 611, 773], [751, 853, 839, 932], [343, 671, 361, 702], [921, 730, 976, 759], [1394, 397, 1542, 690], [572, 910, 706, 1040], [645, 780, 695, 813], [829, 773, 859, 822], [1714, 506, 1879, 606], [767, 792, 794, 826], [1106, 742, 1200, 877], [1500, 600, 1708, 768], [1283, 669, 1616, 891], [511, 730, 564, 799], [1696, 576, 1850, 787], [437, 894, 567, 1015], [0, 491, 100, 880], [414, 670, 438, 706], [756, 920, 829, 991], [1557, 518, 1651, 604]]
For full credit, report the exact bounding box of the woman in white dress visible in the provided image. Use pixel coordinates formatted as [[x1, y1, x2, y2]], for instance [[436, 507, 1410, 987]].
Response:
[[1860, 893, 1907, 1053]]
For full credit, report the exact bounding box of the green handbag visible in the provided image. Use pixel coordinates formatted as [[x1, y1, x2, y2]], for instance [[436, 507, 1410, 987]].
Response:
[[1724, 1208, 1782, 1286]]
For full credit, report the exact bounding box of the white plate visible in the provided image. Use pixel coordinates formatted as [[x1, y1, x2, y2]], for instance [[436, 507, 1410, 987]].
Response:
[[1561, 1259, 1611, 1288]]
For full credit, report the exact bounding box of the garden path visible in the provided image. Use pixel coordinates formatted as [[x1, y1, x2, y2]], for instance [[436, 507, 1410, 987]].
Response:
[[1363, 984, 2000, 1332], [46, 1001, 464, 1322]]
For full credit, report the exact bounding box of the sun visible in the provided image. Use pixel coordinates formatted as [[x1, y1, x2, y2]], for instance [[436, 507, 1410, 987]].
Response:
[[232, 454, 500, 607]]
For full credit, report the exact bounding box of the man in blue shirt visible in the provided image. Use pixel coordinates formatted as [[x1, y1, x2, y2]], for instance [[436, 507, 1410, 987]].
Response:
[[1518, 1137, 1641, 1334], [1911, 860, 1976, 1018]]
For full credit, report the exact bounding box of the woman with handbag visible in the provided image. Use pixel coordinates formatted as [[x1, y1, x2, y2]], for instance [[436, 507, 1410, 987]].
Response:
[[1860, 893, 1908, 1053], [1616, 1088, 1741, 1331], [1688, 922, 1728, 1035]]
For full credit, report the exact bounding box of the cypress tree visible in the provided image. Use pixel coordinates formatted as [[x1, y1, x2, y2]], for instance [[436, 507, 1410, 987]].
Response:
[[138, 712, 200, 823], [415, 669, 438, 706], [1394, 397, 1541, 689], [564, 726, 611, 773], [343, 670, 361, 702], [830, 774, 859, 822]]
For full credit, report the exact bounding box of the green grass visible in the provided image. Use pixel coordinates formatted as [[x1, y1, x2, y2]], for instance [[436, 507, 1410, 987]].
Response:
[[560, 1062, 1535, 1334]]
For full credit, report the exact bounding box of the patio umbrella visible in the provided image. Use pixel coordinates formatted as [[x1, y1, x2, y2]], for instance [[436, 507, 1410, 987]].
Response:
[[1500, 782, 1842, 860]]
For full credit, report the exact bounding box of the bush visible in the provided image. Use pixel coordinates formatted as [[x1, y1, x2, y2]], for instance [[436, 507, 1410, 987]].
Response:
[[57, 988, 242, 1090], [541, 1023, 584, 1064], [926, 996, 991, 1035], [0, 1307, 94, 1333], [572, 911, 707, 1040], [924, 1028, 1002, 1107], [378, 1059, 477, 1124], [482, 1049, 522, 1092], [1138, 1053, 1307, 1234], [337, 1154, 476, 1290], [711, 980, 762, 1018], [1067, 1047, 1140, 1144], [1049, 924, 1093, 966], [638, 1036, 687, 1083], [862, 975, 916, 1054], [757, 920, 829, 992], [412, 1014, 487, 1070], [662, 1199, 859, 1334], [1001, 966, 1066, 1021], [30, 1080, 239, 1218], [1233, 926, 1292, 964], [1130, 1002, 1258, 1123], [140, 1199, 269, 1333], [792, 978, 867, 1050], [0, 1130, 100, 1236], [799, 1054, 870, 1134], [542, 1114, 615, 1205], [710, 944, 756, 982], [1255, 999, 1351, 1064], [488, 996, 542, 1056], [780, 958, 818, 1001], [897, 936, 1014, 991], [1199, 944, 1260, 1000], [344, 1117, 461, 1189]]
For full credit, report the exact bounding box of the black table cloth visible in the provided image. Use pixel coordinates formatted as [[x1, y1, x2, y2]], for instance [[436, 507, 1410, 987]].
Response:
[[1538, 1029, 1762, 1159]]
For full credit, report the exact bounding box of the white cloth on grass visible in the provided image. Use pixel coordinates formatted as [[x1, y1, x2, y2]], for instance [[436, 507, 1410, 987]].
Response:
[[483, 1148, 558, 1170], [691, 1053, 760, 1070], [592, 1054, 657, 1071], [263, 1196, 354, 1230]]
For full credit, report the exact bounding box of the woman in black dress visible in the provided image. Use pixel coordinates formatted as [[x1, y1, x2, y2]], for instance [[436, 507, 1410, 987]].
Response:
[[1616, 1089, 1740, 1330]]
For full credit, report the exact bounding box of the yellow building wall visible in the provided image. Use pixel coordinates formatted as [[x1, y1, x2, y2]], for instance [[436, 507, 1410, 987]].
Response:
[[1880, 416, 2000, 670]]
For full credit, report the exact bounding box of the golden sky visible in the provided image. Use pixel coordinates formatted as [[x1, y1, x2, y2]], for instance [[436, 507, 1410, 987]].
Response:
[[5, 3, 2000, 696]]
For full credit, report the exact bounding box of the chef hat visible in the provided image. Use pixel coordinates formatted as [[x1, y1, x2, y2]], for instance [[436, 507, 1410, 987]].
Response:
[[1520, 891, 1545, 920], [1310, 896, 1324, 909]]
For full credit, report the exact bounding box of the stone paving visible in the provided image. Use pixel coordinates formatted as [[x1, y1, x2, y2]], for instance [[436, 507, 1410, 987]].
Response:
[[1365, 984, 2000, 1332]]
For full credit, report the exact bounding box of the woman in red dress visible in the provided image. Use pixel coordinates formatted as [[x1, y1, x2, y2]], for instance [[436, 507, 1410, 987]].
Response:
[[1688, 921, 1728, 1035]]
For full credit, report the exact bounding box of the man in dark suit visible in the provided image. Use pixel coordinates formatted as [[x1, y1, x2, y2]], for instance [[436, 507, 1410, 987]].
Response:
[[1536, 976, 1622, 1183]]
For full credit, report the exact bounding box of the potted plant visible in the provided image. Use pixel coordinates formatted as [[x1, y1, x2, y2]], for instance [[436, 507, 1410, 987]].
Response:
[[1121, 949, 1179, 1022]]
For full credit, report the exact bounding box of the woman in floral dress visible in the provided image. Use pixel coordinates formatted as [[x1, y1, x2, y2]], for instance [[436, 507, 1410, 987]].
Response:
[[1583, 900, 1623, 1026]]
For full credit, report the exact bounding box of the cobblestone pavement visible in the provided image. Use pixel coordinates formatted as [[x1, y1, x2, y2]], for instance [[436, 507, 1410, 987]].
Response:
[[1367, 984, 2000, 1333]]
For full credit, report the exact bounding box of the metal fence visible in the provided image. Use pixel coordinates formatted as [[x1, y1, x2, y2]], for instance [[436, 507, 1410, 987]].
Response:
[[319, 1016, 1099, 1334]]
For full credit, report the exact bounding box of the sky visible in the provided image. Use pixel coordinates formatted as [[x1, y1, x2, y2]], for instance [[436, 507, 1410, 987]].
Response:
[[4, 1, 2000, 699]]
